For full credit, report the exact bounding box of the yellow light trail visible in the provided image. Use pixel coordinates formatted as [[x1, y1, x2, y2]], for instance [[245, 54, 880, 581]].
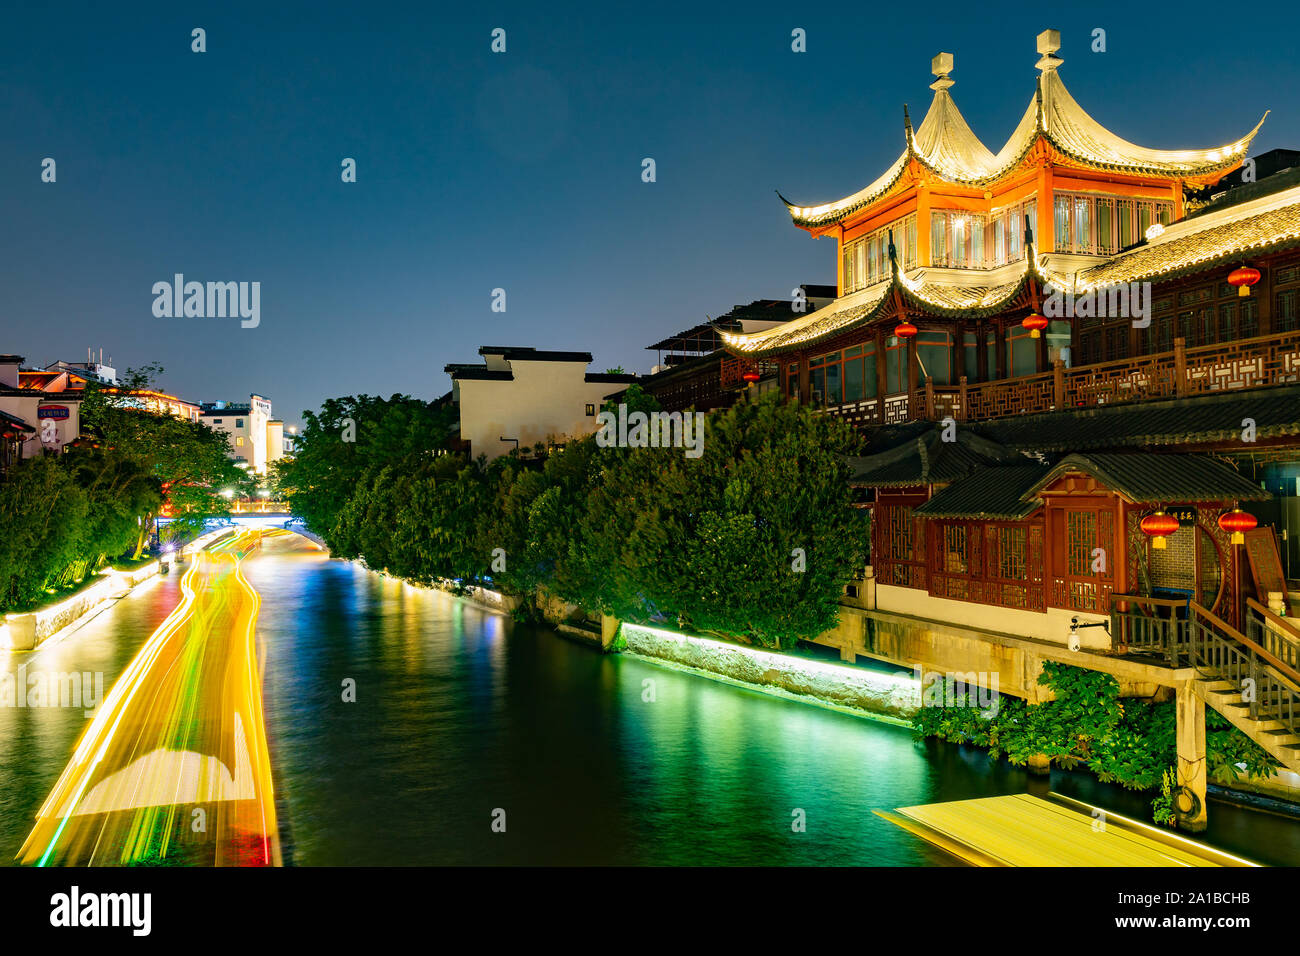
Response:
[[19, 528, 286, 866]]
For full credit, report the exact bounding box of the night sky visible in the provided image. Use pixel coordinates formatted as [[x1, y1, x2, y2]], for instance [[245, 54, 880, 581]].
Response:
[[3, 1, 1297, 429]]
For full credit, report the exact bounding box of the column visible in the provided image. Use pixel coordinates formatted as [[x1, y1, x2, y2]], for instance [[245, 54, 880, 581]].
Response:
[[1175, 680, 1208, 832]]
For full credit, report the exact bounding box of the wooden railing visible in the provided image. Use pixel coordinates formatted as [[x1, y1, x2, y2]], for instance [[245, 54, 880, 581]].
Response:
[[824, 329, 1300, 426], [1112, 594, 1300, 741], [1246, 598, 1300, 675]]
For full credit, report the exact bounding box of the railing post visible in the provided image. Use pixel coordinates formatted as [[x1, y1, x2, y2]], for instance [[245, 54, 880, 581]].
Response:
[[924, 379, 934, 420], [1052, 359, 1065, 409], [958, 375, 968, 421], [1174, 337, 1189, 397]]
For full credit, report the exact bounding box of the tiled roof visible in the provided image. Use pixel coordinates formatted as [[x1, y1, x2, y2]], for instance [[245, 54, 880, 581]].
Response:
[[1024, 452, 1269, 504], [977, 385, 1300, 452], [1078, 189, 1300, 291], [915, 463, 1051, 519], [848, 426, 1018, 487], [782, 49, 1263, 229]]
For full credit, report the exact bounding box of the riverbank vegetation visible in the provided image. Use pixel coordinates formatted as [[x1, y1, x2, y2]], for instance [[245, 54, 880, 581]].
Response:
[[0, 366, 246, 613], [276, 389, 868, 648], [913, 662, 1279, 821]]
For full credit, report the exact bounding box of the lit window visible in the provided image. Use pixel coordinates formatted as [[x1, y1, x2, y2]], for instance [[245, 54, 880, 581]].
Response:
[[236, 437, 245, 446]]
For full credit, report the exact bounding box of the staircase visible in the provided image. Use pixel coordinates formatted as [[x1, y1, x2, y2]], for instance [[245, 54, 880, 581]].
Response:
[[1113, 596, 1300, 773]]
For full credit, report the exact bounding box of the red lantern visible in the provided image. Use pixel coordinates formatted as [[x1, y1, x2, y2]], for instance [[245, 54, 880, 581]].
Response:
[[741, 369, 761, 384], [1140, 510, 1179, 550], [1022, 313, 1048, 339], [1228, 266, 1261, 298], [1217, 507, 1257, 545], [894, 321, 918, 339]]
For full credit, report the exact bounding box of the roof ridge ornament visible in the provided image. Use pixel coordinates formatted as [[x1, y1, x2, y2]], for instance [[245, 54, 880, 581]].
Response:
[[930, 52, 954, 91], [1035, 28, 1063, 73], [903, 104, 914, 145]]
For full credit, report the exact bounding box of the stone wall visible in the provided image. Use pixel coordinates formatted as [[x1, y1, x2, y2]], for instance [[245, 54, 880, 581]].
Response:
[[620, 622, 919, 722]]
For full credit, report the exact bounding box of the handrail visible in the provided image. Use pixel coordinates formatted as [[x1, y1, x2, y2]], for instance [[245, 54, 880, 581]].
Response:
[[1248, 597, 1300, 642], [1191, 601, 1300, 691]]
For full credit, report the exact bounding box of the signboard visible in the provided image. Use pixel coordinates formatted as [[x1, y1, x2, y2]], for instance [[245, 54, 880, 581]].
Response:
[[37, 404, 70, 420], [1168, 506, 1198, 527]]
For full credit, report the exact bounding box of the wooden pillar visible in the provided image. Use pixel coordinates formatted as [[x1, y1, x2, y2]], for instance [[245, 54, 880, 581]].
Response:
[[1052, 359, 1065, 409], [1260, 261, 1275, 335], [1036, 161, 1054, 253], [798, 353, 810, 404], [835, 225, 845, 297], [1037, 321, 1049, 373], [1174, 336, 1188, 397], [1175, 680, 1208, 833], [995, 321, 1008, 380], [907, 335, 920, 416], [916, 183, 932, 267], [875, 330, 887, 423], [958, 376, 968, 421], [976, 325, 989, 382], [954, 321, 966, 385]]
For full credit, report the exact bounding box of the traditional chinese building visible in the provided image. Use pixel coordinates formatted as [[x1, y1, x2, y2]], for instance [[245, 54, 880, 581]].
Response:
[[721, 29, 1300, 829]]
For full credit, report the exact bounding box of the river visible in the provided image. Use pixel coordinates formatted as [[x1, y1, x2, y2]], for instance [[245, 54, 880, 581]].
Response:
[[3, 533, 1298, 865]]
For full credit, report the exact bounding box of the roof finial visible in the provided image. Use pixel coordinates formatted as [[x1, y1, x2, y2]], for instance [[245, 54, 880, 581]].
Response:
[[1035, 29, 1063, 72], [930, 52, 954, 91], [903, 104, 914, 143]]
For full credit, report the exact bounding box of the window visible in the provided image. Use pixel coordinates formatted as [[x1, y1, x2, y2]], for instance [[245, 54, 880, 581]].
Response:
[[1278, 290, 1299, 333], [916, 331, 953, 385], [585, 403, 595, 417], [235, 419, 244, 428], [787, 363, 799, 399], [1007, 325, 1038, 377], [927, 520, 1044, 611], [1053, 192, 1172, 255], [236, 436, 245, 447], [841, 214, 917, 294], [930, 210, 986, 269], [213, 418, 223, 425], [811, 345, 876, 405]]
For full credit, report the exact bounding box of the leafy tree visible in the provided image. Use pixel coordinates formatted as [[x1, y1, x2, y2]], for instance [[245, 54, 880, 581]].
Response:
[[79, 365, 246, 553], [0, 456, 89, 610], [276, 394, 455, 548], [572, 393, 867, 646]]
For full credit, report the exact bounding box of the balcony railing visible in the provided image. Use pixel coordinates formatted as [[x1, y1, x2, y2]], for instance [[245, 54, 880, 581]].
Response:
[[823, 329, 1300, 426]]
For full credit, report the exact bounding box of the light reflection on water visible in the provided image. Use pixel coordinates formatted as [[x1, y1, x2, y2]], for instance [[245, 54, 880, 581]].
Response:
[[5, 534, 1299, 866]]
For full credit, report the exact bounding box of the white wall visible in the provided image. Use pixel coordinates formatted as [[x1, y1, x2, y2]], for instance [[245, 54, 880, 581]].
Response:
[[458, 360, 617, 461], [0, 394, 81, 458]]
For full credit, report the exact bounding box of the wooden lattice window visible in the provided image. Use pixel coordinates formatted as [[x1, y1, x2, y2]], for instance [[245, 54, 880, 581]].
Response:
[[943, 524, 968, 573]]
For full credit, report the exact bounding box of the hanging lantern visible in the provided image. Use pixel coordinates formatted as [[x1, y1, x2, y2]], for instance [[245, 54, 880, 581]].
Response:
[[1140, 510, 1179, 549], [894, 320, 918, 339], [1217, 507, 1257, 545], [741, 369, 761, 384], [1227, 266, 1261, 297], [1021, 312, 1049, 339]]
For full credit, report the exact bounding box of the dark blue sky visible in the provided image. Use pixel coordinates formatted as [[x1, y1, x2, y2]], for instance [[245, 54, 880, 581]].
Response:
[[3, 1, 1297, 428]]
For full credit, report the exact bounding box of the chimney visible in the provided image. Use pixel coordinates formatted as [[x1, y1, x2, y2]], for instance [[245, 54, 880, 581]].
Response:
[[0, 354, 24, 389]]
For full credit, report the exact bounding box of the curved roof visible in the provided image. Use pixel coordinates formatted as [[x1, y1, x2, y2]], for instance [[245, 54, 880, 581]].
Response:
[[782, 37, 1265, 230], [719, 249, 1068, 356]]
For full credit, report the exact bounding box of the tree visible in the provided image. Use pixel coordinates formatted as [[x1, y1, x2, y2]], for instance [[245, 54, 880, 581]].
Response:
[[275, 394, 456, 549], [0, 456, 89, 611], [574, 393, 867, 646], [79, 366, 247, 553]]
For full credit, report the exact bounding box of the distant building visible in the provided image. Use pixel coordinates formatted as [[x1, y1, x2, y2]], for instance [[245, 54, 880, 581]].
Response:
[[608, 285, 836, 413], [0, 354, 73, 465], [200, 394, 282, 475], [444, 347, 638, 462]]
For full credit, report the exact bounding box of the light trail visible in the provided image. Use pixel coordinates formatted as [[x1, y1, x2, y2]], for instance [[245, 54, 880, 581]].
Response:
[[18, 528, 285, 866]]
